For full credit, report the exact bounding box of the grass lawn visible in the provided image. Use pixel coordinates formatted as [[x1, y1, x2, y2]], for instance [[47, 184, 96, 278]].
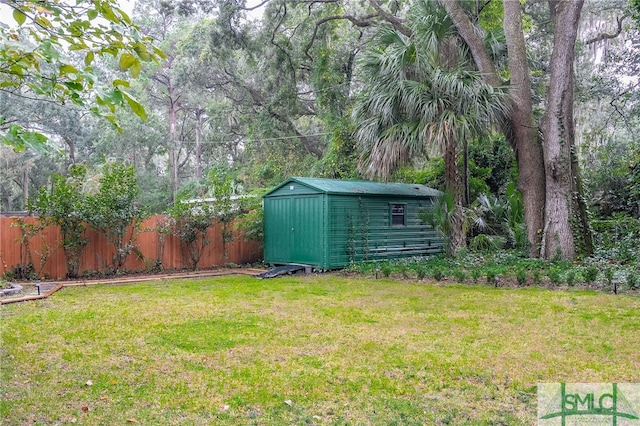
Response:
[[1, 274, 639, 425]]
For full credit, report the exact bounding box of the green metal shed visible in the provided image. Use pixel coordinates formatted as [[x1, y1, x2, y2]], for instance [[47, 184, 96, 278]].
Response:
[[263, 177, 444, 270]]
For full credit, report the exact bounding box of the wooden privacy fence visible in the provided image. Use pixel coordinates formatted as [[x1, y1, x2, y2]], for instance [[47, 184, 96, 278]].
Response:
[[0, 215, 262, 279]]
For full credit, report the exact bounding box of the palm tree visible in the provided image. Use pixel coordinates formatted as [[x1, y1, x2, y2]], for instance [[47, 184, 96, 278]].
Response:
[[352, 1, 510, 254]]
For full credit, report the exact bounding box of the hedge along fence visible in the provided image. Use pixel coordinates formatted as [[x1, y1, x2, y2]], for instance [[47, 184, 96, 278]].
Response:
[[0, 215, 262, 280]]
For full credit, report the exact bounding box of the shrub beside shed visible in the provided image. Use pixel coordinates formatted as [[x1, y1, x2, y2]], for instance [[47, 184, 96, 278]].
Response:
[[263, 177, 444, 270]]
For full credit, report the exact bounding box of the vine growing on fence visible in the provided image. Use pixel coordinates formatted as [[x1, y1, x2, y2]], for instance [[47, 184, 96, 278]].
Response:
[[86, 162, 144, 272], [168, 199, 216, 270], [9, 218, 42, 279], [27, 165, 89, 278]]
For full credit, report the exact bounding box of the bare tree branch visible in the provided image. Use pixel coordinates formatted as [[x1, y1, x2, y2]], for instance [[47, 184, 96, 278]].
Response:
[[239, 0, 270, 11], [269, 1, 297, 79], [368, 0, 412, 37], [270, 110, 323, 158], [304, 14, 377, 60], [438, 0, 501, 87], [585, 13, 630, 45]]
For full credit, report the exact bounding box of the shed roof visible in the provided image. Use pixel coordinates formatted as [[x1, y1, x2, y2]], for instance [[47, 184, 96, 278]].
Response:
[[264, 177, 441, 198]]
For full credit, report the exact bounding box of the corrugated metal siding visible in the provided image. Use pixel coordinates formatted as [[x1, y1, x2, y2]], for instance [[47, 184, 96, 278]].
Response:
[[263, 197, 292, 263], [327, 195, 443, 268], [263, 195, 325, 267], [290, 196, 324, 265]]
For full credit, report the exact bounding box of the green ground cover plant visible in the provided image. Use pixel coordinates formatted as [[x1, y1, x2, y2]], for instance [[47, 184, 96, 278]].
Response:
[[348, 250, 639, 293], [1, 274, 639, 425]]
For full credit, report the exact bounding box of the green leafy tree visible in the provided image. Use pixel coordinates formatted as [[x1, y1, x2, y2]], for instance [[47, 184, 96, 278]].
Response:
[[176, 1, 367, 188], [419, 190, 457, 256], [631, 145, 640, 217], [235, 196, 264, 248], [167, 199, 216, 270], [27, 165, 89, 278], [0, 0, 164, 152], [439, 0, 596, 259], [438, 0, 547, 257], [632, 0, 640, 24], [85, 162, 143, 272], [316, 119, 361, 180], [87, 107, 173, 214], [209, 170, 237, 265], [353, 2, 510, 255], [133, 0, 200, 202]]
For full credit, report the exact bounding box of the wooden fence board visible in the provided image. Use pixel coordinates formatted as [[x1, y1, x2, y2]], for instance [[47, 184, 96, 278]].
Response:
[[0, 216, 262, 279]]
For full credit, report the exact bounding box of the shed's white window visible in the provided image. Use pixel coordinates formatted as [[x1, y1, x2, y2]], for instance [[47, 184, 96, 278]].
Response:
[[391, 204, 405, 226]]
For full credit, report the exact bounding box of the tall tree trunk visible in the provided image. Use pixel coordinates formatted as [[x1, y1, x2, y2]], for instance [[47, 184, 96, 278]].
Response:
[[64, 136, 76, 165], [540, 0, 584, 260], [194, 109, 203, 180], [441, 0, 547, 257], [571, 146, 594, 256], [168, 89, 179, 203], [21, 164, 29, 210], [445, 136, 465, 255], [462, 139, 469, 207], [439, 0, 501, 88], [503, 0, 547, 257]]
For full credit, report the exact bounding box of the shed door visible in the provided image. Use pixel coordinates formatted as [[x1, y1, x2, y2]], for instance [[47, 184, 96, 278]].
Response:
[[265, 195, 324, 266], [290, 195, 323, 265], [265, 197, 294, 262]]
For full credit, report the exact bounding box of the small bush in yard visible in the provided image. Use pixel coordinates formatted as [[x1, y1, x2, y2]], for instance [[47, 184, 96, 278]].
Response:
[[380, 262, 392, 278], [516, 269, 527, 286], [627, 272, 638, 290], [415, 265, 427, 280], [167, 199, 217, 270], [532, 269, 542, 285], [471, 268, 481, 283], [453, 269, 467, 283], [584, 266, 599, 285], [432, 268, 444, 281], [469, 234, 496, 252], [604, 267, 616, 293], [397, 262, 409, 279], [548, 268, 563, 286], [565, 270, 576, 287]]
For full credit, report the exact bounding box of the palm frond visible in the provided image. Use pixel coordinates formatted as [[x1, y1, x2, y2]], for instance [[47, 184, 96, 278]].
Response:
[[352, 1, 510, 179]]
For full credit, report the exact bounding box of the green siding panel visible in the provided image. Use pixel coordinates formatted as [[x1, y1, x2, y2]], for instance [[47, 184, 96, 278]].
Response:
[[264, 194, 326, 267], [264, 197, 292, 263], [326, 195, 443, 268], [290, 195, 324, 265]]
